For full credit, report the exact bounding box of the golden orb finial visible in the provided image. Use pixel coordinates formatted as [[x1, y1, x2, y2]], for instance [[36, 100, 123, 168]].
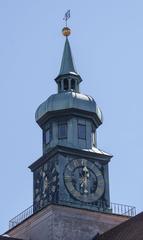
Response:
[[62, 27, 71, 37]]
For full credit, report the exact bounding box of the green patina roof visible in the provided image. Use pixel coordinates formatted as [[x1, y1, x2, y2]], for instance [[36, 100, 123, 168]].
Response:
[[59, 37, 77, 76], [35, 91, 103, 123]]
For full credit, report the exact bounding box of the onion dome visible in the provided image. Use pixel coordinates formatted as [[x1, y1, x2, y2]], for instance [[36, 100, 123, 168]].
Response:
[[35, 92, 103, 126]]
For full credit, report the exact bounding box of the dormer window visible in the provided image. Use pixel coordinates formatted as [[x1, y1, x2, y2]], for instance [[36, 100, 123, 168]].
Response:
[[64, 79, 68, 90]]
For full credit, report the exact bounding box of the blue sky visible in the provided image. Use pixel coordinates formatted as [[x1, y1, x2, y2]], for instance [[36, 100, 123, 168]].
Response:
[[0, 0, 143, 234]]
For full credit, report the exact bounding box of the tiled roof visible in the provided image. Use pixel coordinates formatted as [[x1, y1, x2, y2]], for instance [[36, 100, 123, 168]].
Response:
[[96, 212, 143, 240]]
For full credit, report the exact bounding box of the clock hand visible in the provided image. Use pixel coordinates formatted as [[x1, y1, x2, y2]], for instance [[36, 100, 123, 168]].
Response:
[[80, 166, 90, 193]]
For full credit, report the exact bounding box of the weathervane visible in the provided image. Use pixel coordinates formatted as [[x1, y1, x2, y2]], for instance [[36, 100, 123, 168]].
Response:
[[62, 10, 71, 37], [63, 9, 70, 27]]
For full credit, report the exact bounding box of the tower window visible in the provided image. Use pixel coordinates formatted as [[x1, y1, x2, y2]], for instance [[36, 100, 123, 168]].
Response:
[[64, 79, 68, 90], [71, 79, 75, 90], [92, 125, 96, 146], [45, 128, 52, 144], [78, 124, 86, 139], [92, 131, 96, 146], [58, 82, 62, 91], [58, 122, 67, 139]]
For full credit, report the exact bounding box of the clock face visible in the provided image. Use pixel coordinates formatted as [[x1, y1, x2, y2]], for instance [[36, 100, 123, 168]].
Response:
[[64, 159, 105, 203], [34, 161, 58, 209]]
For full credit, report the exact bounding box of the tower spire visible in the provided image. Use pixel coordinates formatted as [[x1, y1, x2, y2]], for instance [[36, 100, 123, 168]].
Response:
[[59, 37, 77, 76], [60, 11, 77, 76], [55, 15, 82, 93]]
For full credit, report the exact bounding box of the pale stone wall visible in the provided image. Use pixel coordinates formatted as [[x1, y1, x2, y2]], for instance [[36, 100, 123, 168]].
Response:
[[7, 205, 129, 240]]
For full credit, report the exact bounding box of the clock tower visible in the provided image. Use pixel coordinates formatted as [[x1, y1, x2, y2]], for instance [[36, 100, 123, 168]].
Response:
[[6, 23, 135, 240], [29, 26, 112, 213]]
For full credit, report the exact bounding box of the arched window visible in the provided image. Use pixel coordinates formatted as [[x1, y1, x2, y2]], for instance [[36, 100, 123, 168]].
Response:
[[71, 79, 75, 90], [64, 79, 68, 90]]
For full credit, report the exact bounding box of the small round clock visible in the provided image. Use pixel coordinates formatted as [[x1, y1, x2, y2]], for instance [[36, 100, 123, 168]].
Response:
[[64, 159, 105, 203]]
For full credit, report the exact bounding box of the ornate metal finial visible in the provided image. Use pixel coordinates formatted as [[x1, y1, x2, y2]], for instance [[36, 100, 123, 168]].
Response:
[[62, 10, 71, 37]]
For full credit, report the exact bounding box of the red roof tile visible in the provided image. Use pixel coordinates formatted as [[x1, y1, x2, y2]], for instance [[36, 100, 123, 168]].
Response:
[[96, 212, 143, 240]]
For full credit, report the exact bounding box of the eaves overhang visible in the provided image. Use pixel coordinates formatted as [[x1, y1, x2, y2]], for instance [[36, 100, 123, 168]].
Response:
[[36, 107, 102, 129], [29, 145, 112, 172]]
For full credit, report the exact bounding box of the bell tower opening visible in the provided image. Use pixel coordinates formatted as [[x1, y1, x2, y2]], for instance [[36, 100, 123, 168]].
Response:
[[58, 81, 62, 92], [63, 78, 69, 90], [71, 79, 75, 90]]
